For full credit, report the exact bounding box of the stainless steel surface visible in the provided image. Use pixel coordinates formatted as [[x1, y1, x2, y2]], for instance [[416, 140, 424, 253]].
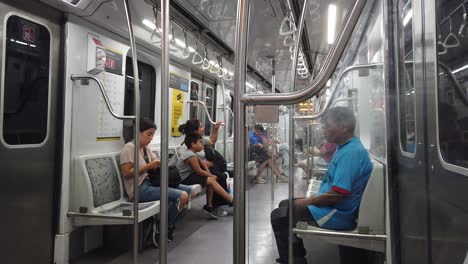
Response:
[[288, 106, 295, 264], [67, 212, 134, 222], [0, 2, 61, 263], [240, 0, 368, 105], [290, 0, 309, 89], [293, 228, 388, 240], [160, 0, 170, 262], [122, 0, 140, 263], [70, 75, 135, 120], [234, 0, 250, 263], [187, 100, 218, 125], [306, 124, 311, 181], [292, 63, 383, 120], [221, 79, 227, 158]]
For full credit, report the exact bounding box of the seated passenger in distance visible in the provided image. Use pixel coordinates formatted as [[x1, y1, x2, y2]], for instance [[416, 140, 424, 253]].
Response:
[[295, 139, 337, 171], [120, 118, 189, 244], [177, 134, 233, 219], [271, 107, 373, 264], [179, 119, 232, 216], [249, 124, 288, 184]]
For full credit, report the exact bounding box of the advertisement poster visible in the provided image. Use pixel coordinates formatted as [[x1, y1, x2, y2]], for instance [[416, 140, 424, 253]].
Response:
[[171, 90, 185, 137]]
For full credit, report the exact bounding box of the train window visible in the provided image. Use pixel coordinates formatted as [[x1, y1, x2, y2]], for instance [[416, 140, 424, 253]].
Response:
[[189, 81, 199, 120], [204, 86, 215, 136], [122, 58, 156, 143], [397, 0, 417, 154], [1, 15, 51, 146], [436, 0, 468, 168]]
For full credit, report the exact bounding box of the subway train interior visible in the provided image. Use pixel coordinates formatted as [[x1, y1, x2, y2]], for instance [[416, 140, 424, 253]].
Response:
[[0, 0, 468, 263]]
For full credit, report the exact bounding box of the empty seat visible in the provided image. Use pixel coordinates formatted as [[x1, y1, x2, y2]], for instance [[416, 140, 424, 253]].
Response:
[[69, 152, 159, 226], [294, 159, 386, 252]]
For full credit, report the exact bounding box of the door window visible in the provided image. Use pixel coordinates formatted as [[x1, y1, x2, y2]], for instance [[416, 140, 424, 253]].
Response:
[[436, 0, 468, 169], [1, 15, 51, 146]]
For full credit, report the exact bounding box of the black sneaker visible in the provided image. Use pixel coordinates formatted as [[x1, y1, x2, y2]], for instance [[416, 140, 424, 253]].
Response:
[[202, 205, 219, 219], [168, 225, 175, 242]]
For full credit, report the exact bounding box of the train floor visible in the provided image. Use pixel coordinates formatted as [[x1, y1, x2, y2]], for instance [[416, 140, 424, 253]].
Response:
[[72, 168, 340, 264]]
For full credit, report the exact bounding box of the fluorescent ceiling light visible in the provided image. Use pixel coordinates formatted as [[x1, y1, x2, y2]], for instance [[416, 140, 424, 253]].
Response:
[[327, 4, 337, 44], [326, 79, 331, 86], [142, 19, 156, 30], [245, 82, 254, 89], [452, 64, 468, 74], [403, 9, 413, 27]]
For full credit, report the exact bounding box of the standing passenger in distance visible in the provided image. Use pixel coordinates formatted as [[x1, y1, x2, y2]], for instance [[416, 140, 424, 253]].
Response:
[[177, 134, 233, 219], [120, 118, 189, 244], [271, 107, 373, 264]]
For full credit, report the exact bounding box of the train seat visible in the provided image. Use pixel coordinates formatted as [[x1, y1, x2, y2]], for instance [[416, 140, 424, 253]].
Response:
[[293, 158, 386, 252], [152, 147, 206, 199], [68, 152, 160, 226], [225, 141, 256, 172]]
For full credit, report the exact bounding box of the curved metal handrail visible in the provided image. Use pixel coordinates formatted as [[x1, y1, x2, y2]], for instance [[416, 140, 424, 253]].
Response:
[[438, 62, 468, 106], [187, 100, 219, 125], [240, 0, 368, 105], [293, 63, 383, 121], [70, 75, 135, 120]]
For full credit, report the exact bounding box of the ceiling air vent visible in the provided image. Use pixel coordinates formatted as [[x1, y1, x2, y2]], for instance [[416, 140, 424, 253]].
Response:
[[40, 0, 108, 15]]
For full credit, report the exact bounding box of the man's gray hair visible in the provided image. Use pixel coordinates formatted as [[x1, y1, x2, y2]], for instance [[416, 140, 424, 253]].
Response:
[[325, 107, 356, 133]]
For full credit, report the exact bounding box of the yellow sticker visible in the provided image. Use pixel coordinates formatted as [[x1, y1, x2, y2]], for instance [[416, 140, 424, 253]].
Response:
[[171, 90, 185, 137]]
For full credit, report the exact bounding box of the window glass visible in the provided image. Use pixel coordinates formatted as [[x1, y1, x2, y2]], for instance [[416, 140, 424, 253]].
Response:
[[398, 0, 416, 154], [189, 81, 199, 120], [204, 87, 214, 136], [2, 16, 51, 145], [122, 58, 156, 143], [436, 0, 468, 168]]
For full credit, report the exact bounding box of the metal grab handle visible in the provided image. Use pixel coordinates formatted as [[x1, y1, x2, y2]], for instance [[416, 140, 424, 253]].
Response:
[[70, 75, 135, 120], [186, 100, 222, 125], [279, 11, 297, 36], [240, 0, 368, 105], [293, 63, 383, 121]]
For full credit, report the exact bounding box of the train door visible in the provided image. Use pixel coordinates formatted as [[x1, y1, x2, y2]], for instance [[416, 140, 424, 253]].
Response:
[[0, 1, 62, 263], [425, 0, 468, 263], [392, 0, 431, 263]]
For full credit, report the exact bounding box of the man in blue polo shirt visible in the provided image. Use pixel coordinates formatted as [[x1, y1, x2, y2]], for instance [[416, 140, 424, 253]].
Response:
[[271, 107, 373, 264]]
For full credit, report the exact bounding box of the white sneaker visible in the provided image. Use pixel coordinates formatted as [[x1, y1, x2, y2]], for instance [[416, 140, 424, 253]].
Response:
[[214, 207, 228, 217], [276, 174, 289, 182]]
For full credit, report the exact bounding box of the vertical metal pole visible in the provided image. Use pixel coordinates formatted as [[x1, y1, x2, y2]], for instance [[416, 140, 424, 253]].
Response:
[[122, 1, 140, 263], [221, 79, 227, 158], [288, 107, 295, 264], [160, 0, 170, 263], [288, 1, 309, 263], [271, 58, 276, 202], [234, 0, 249, 263], [306, 123, 311, 181]]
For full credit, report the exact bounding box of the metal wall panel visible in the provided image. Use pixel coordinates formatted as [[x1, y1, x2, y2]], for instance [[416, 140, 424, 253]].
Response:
[[0, 1, 62, 263]]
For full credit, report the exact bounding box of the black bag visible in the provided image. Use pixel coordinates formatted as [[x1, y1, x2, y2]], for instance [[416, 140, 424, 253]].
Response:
[[204, 146, 227, 172], [143, 148, 182, 187]]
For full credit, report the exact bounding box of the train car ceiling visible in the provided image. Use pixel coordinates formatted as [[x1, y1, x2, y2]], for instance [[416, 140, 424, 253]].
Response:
[[37, 0, 365, 95]]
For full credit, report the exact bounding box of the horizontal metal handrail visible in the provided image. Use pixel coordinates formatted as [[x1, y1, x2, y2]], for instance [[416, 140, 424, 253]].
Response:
[[67, 211, 134, 222], [70, 75, 135, 120], [187, 100, 219, 125], [240, 0, 368, 105], [293, 228, 387, 241], [293, 63, 383, 121]]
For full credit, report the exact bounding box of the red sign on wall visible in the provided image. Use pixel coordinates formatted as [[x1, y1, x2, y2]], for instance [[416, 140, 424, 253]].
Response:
[[105, 58, 116, 70], [22, 25, 35, 43]]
